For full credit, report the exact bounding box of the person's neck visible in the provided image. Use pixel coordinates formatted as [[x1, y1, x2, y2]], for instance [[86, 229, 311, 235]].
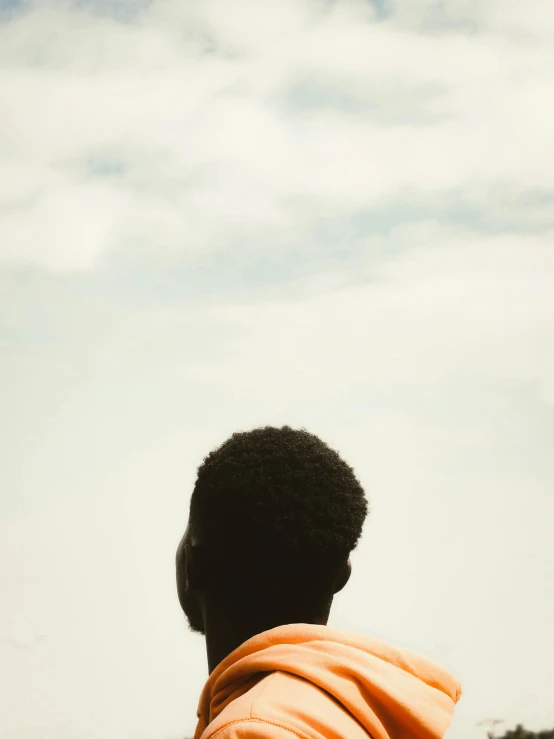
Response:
[[203, 599, 331, 675], [205, 617, 257, 675]]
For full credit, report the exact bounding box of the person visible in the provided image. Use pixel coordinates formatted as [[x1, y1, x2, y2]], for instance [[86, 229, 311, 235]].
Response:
[[176, 425, 462, 739]]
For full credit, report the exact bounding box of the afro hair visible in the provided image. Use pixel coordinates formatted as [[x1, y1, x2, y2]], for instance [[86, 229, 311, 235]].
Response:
[[188, 425, 369, 615]]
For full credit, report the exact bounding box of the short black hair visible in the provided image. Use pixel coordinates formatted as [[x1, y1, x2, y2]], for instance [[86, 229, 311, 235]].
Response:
[[189, 425, 369, 618]]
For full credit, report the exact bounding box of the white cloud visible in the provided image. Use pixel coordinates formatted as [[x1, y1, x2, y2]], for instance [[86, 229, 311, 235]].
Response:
[[1, 0, 553, 271], [387, 0, 554, 39], [0, 181, 132, 271]]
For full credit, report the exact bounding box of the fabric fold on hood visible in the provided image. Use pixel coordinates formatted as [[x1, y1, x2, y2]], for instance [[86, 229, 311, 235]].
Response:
[[194, 623, 462, 739]]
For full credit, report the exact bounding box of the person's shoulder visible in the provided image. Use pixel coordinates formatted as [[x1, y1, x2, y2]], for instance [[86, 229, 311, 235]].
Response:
[[201, 672, 311, 739], [201, 669, 367, 739]]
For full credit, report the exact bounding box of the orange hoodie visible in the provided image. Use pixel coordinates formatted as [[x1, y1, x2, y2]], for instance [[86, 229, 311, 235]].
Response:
[[193, 623, 462, 739]]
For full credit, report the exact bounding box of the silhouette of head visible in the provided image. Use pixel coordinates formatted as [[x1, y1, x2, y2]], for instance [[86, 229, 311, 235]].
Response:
[[176, 425, 369, 635]]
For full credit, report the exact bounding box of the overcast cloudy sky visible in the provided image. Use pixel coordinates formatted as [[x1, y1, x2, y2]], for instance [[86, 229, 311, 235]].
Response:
[[1, 1, 553, 738]]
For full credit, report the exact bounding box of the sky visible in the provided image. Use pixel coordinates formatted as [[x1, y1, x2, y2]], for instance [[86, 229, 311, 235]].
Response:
[[1, 0, 553, 737]]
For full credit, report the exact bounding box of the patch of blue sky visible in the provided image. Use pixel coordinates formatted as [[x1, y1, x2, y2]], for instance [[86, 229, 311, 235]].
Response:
[[87, 156, 127, 178], [0, 0, 27, 22], [73, 0, 150, 23], [0, 0, 149, 23], [368, 0, 391, 20], [424, 188, 554, 236], [277, 76, 452, 126]]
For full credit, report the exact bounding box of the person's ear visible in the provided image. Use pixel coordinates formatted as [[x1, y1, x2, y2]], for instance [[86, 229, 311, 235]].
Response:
[[333, 558, 352, 594], [184, 543, 206, 591]]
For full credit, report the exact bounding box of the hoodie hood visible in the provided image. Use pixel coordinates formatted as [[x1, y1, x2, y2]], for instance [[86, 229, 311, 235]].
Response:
[[194, 623, 462, 739]]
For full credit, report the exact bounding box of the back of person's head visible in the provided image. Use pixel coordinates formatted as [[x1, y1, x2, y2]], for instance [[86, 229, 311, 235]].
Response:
[[188, 425, 369, 623]]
